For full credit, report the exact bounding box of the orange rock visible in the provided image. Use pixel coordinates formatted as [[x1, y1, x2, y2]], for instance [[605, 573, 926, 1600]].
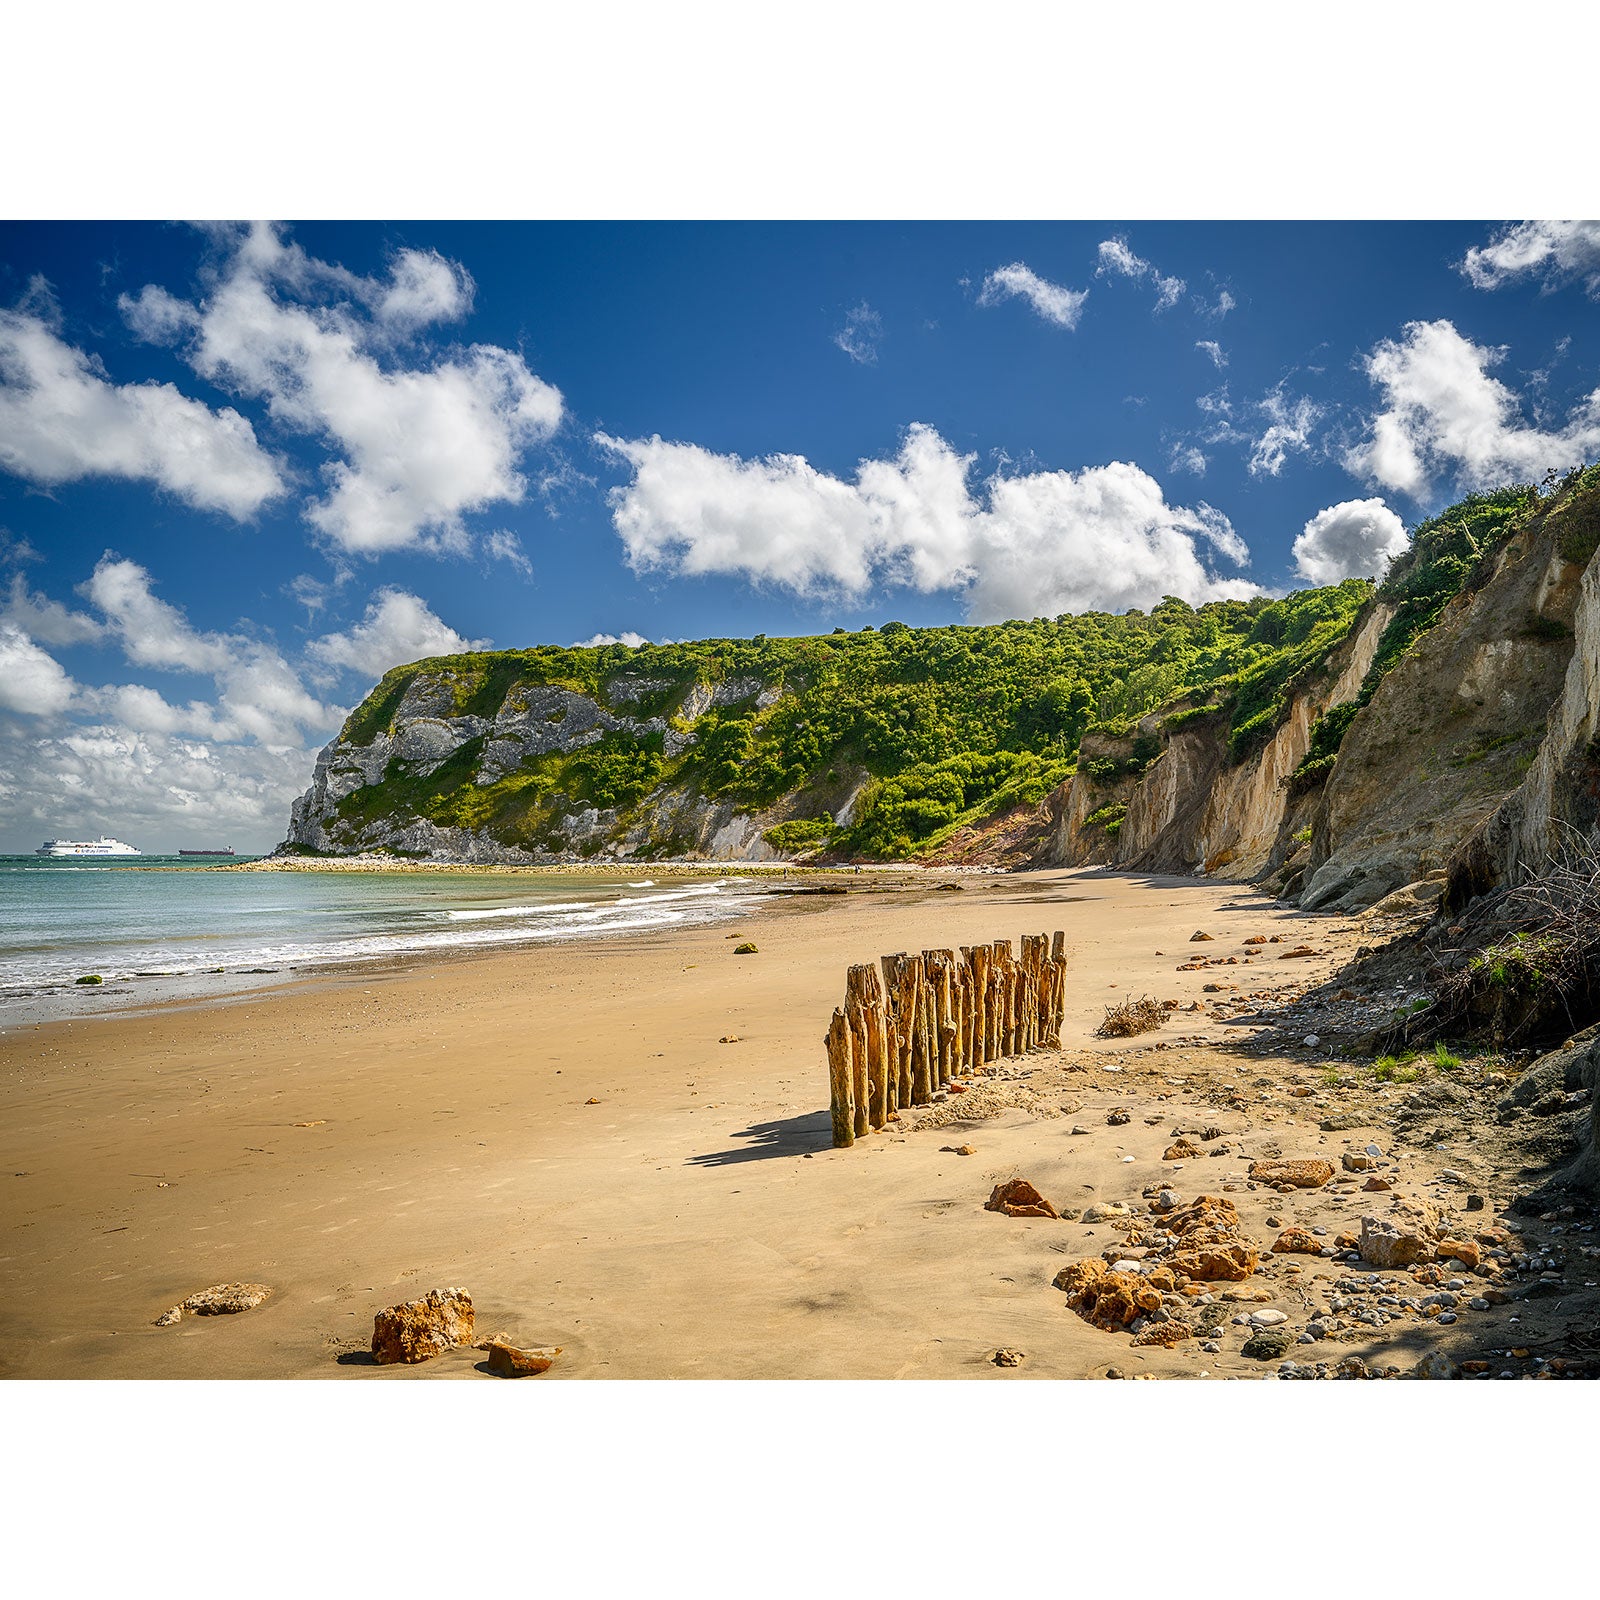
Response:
[[1053, 1259, 1108, 1295], [484, 1340, 561, 1378], [1437, 1238, 1480, 1268], [1244, 936, 1267, 946], [1144, 1266, 1178, 1292], [1334, 1231, 1360, 1251], [1278, 945, 1319, 959], [1163, 1138, 1202, 1160], [1362, 1176, 1392, 1191], [371, 1287, 474, 1365], [1063, 1268, 1154, 1330], [986, 1178, 1059, 1219], [1247, 1159, 1334, 1188], [1171, 1242, 1259, 1281], [1271, 1227, 1322, 1254]]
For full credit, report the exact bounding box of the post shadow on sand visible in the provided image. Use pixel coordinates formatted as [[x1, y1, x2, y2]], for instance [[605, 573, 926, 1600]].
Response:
[[687, 1108, 833, 1167]]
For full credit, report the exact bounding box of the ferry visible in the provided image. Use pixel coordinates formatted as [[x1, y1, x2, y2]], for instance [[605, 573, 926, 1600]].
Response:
[[178, 847, 235, 857], [33, 837, 143, 857]]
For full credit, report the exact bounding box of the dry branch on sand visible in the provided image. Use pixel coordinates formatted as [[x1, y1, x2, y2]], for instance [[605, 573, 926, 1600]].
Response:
[[1096, 994, 1165, 1038]]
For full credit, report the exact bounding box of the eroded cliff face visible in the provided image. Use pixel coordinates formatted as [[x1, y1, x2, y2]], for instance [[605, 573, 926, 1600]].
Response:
[[286, 665, 844, 864], [1044, 603, 1392, 882], [1447, 529, 1600, 900], [1302, 521, 1586, 911]]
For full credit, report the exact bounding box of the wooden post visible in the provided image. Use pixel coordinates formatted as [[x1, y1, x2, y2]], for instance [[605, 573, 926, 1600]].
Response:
[[953, 954, 970, 1077], [967, 943, 989, 1066], [826, 1008, 854, 1147], [990, 940, 1011, 1057], [1050, 929, 1066, 1045], [856, 963, 889, 1130]]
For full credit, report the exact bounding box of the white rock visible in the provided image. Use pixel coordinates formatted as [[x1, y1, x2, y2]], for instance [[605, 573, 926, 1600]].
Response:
[[1303, 1035, 1320, 1047], [1249, 1309, 1289, 1327]]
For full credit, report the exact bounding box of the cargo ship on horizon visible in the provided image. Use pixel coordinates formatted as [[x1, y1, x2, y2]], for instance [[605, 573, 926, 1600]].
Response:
[[178, 847, 235, 856]]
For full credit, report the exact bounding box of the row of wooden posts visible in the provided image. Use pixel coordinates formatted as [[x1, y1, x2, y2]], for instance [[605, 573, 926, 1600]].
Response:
[[824, 932, 1067, 1148]]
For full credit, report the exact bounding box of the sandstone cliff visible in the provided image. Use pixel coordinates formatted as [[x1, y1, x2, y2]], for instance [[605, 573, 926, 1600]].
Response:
[[1044, 602, 1392, 883], [1038, 472, 1600, 914]]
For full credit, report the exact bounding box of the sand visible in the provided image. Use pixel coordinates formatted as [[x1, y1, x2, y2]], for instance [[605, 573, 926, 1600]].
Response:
[[0, 867, 1571, 1380]]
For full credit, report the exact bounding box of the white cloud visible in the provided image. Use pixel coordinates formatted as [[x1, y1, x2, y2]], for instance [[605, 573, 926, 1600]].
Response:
[[121, 223, 563, 554], [1196, 339, 1227, 368], [0, 288, 284, 518], [833, 303, 882, 364], [308, 587, 486, 681], [0, 623, 78, 715], [1169, 443, 1207, 476], [976, 263, 1089, 329], [1292, 498, 1410, 585], [2, 572, 107, 646], [82, 554, 337, 743], [0, 718, 321, 853], [1248, 384, 1322, 477], [1461, 220, 1600, 297], [1346, 319, 1600, 498], [596, 423, 1258, 621], [574, 631, 650, 649], [484, 529, 534, 577], [1204, 288, 1237, 319], [1096, 236, 1185, 311]]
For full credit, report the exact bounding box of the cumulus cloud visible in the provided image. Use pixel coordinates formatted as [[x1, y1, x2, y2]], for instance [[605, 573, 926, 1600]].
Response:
[[120, 223, 563, 554], [1461, 220, 1600, 297], [0, 718, 322, 853], [0, 623, 78, 715], [1248, 384, 1322, 477], [0, 286, 284, 518], [308, 587, 486, 681], [833, 303, 882, 364], [1196, 340, 1227, 368], [573, 631, 650, 649], [976, 263, 1089, 330], [1345, 319, 1600, 499], [81, 555, 337, 743], [596, 423, 1258, 621], [1096, 237, 1185, 311], [2, 572, 106, 646], [1292, 498, 1410, 585]]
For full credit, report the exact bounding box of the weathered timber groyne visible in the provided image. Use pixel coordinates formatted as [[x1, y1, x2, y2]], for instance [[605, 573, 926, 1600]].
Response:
[[824, 932, 1066, 1147]]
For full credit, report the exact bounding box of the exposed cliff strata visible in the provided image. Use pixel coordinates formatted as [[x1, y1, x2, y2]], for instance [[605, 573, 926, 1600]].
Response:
[[1447, 531, 1600, 900], [1302, 517, 1584, 911], [1045, 603, 1392, 882], [287, 661, 855, 863]]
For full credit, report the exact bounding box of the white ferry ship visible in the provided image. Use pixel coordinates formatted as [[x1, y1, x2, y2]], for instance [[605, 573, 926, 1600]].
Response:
[[33, 837, 143, 857]]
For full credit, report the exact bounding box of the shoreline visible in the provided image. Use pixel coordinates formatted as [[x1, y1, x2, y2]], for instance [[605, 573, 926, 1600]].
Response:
[[2, 866, 1587, 1380]]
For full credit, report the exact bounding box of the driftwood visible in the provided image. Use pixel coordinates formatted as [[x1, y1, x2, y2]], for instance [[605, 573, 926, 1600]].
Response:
[[826, 930, 1069, 1147]]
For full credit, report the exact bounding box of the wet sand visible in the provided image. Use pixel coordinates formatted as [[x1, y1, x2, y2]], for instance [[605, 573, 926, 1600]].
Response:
[[0, 867, 1519, 1379]]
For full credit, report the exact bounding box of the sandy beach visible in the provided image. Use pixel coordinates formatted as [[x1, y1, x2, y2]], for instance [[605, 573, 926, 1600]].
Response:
[[2, 867, 1587, 1380]]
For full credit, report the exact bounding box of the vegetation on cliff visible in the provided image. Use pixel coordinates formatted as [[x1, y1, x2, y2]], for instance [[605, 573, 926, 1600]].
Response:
[[323, 474, 1598, 861]]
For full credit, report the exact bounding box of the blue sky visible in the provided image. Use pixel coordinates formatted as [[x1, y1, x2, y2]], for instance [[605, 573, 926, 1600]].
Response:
[[3, 218, 1600, 851]]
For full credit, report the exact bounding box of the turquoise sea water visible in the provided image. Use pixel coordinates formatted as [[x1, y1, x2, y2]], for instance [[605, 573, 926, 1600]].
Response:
[[0, 857, 757, 1028]]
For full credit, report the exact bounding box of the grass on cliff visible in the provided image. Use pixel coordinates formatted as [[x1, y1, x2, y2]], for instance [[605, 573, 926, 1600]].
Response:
[[326, 475, 1598, 860]]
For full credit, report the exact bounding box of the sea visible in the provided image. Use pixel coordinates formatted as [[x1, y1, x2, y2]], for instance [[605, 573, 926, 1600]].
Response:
[[0, 856, 760, 1028]]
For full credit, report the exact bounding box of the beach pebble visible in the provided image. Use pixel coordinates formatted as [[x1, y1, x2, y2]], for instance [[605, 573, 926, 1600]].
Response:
[[482, 1339, 562, 1378], [991, 1348, 1025, 1367], [181, 1282, 272, 1316], [1248, 1309, 1289, 1328]]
